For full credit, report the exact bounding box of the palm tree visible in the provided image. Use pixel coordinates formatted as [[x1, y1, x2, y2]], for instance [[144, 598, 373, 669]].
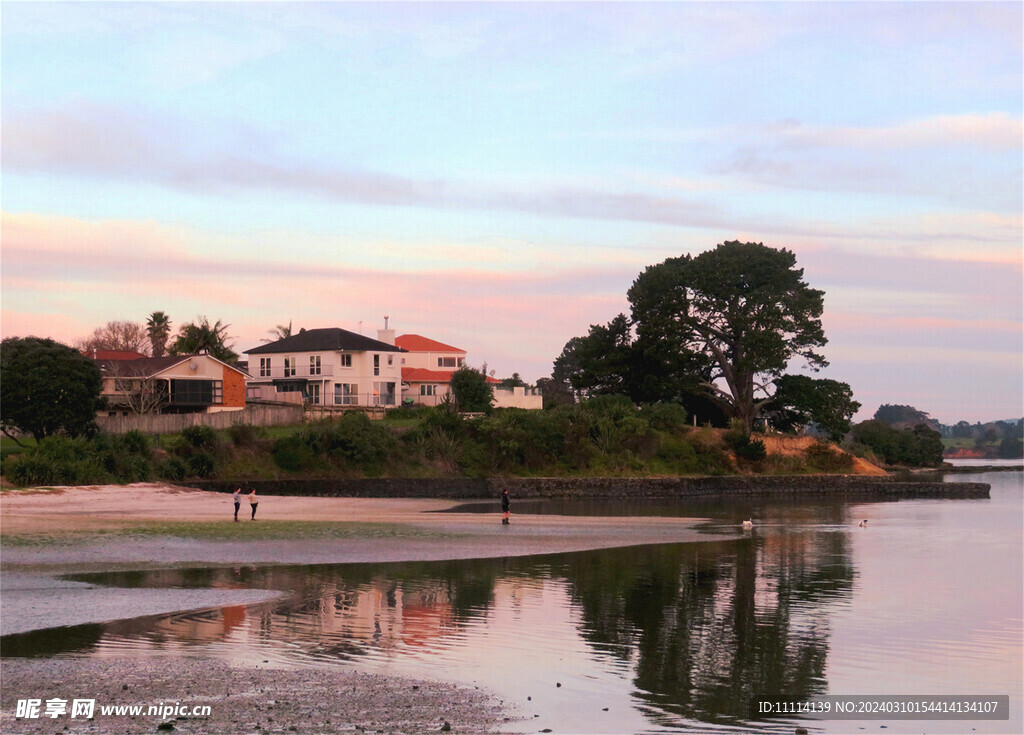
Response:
[[262, 320, 294, 343], [169, 317, 238, 363], [146, 311, 172, 357]]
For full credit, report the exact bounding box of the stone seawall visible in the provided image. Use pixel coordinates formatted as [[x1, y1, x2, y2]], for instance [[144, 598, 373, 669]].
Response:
[[185, 475, 990, 500]]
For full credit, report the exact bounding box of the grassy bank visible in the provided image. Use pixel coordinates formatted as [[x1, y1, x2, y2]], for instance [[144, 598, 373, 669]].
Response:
[[2, 399, 869, 489]]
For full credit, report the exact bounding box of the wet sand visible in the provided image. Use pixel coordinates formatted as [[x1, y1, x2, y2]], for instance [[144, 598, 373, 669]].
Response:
[[0, 657, 515, 734], [1, 483, 717, 734], [1, 483, 715, 571]]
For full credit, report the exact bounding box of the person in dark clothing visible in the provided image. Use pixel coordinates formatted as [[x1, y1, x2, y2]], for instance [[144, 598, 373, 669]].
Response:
[[501, 489, 510, 525]]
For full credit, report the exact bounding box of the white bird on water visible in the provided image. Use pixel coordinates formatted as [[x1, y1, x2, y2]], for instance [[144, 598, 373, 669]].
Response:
[[742, 519, 753, 529]]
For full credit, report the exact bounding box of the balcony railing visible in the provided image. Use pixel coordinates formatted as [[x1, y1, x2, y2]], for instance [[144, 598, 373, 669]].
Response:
[[255, 365, 336, 379]]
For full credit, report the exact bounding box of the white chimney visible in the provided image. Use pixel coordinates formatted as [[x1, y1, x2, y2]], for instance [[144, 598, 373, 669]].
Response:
[[377, 315, 395, 345]]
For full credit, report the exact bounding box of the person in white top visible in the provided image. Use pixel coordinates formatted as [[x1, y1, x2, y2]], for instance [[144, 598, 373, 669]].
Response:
[[232, 488, 241, 522], [248, 490, 258, 520]]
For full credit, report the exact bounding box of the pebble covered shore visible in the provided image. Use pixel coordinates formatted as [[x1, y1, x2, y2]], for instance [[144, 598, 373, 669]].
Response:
[[0, 657, 519, 734]]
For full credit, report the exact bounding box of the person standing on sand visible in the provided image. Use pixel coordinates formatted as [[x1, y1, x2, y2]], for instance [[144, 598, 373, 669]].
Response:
[[249, 489, 258, 520], [232, 488, 241, 522], [501, 489, 510, 525]]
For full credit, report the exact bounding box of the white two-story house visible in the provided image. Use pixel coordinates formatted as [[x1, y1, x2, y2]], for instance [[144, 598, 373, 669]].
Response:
[[244, 327, 404, 408]]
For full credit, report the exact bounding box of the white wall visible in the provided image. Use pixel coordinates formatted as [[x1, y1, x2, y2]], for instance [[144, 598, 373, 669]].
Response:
[[493, 386, 543, 410]]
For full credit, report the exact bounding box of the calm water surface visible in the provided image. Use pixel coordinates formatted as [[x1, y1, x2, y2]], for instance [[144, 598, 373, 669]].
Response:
[[5, 469, 1022, 733]]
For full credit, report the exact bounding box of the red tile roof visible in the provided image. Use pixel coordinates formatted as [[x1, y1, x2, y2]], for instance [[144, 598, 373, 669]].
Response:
[[402, 368, 500, 384], [395, 334, 465, 354], [402, 368, 455, 383]]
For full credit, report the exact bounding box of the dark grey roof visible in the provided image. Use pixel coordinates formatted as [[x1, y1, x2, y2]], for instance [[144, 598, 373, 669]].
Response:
[[96, 354, 249, 378], [245, 328, 404, 355]]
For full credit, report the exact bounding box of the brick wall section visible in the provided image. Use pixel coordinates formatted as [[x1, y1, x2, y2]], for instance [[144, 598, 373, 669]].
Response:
[[222, 368, 247, 408], [186, 475, 990, 500]]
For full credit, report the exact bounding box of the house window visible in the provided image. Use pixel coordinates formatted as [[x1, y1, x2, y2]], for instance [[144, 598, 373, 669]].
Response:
[[259, 357, 272, 378], [387, 354, 393, 367], [283, 356, 296, 377], [334, 383, 358, 405], [373, 381, 396, 406], [420, 385, 436, 396], [169, 379, 221, 405], [373, 354, 380, 376], [310, 384, 321, 404], [438, 357, 458, 368], [339, 353, 352, 368], [310, 355, 322, 375]]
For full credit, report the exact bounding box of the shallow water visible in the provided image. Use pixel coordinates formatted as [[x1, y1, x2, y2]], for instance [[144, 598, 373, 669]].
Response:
[[4, 470, 1022, 734]]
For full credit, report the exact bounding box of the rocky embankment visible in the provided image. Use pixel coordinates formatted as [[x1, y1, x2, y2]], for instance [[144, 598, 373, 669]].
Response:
[[185, 474, 990, 500]]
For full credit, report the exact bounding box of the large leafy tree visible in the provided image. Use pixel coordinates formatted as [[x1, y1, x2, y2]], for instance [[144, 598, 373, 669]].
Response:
[[169, 317, 238, 363], [146, 311, 172, 357], [628, 241, 827, 432], [552, 313, 701, 404], [1, 337, 103, 442], [873, 404, 936, 430], [76, 320, 150, 355], [449, 366, 494, 413], [851, 419, 943, 467], [770, 374, 860, 441], [553, 314, 636, 399]]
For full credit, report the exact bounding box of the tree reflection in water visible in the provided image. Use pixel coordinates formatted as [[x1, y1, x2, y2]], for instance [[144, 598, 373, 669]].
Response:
[[18, 510, 854, 729]]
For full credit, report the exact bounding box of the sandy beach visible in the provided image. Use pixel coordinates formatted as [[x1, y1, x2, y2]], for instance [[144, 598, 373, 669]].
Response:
[[1, 483, 717, 734]]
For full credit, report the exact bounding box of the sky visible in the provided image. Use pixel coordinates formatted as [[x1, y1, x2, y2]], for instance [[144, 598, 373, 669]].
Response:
[[2, 1, 1021, 424]]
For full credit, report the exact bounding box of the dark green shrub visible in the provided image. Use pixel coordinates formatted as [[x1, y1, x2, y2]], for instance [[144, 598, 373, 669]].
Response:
[[642, 402, 689, 433], [159, 457, 188, 481], [186, 452, 216, 478], [227, 423, 264, 447], [475, 409, 564, 471], [6, 455, 61, 486], [31, 435, 95, 464], [325, 413, 395, 468], [655, 435, 703, 473], [294, 414, 396, 469], [180, 425, 219, 452], [723, 419, 766, 464], [734, 437, 767, 462], [108, 454, 151, 483], [422, 402, 465, 438], [724, 419, 749, 449], [121, 430, 151, 455], [271, 435, 318, 472]]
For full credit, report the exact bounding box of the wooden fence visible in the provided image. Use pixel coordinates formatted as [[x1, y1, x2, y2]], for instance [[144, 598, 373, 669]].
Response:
[[95, 403, 304, 435]]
